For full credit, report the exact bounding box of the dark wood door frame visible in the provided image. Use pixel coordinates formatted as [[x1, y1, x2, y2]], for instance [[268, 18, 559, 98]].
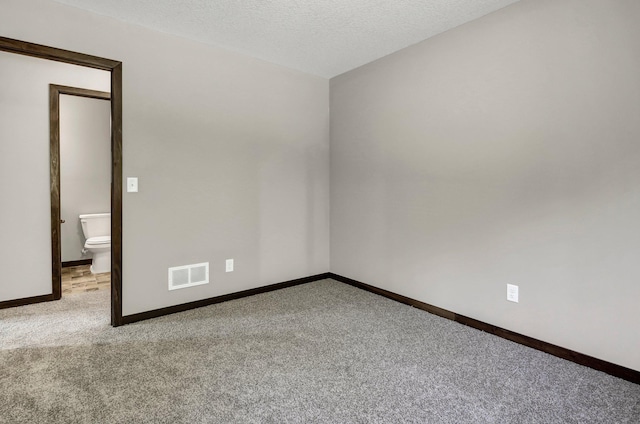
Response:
[[50, 85, 111, 298], [0, 36, 124, 326]]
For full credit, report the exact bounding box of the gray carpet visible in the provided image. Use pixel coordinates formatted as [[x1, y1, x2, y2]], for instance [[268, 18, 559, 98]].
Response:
[[1, 279, 638, 423]]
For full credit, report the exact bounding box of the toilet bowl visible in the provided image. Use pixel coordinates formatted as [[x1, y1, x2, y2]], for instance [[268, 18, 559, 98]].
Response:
[[79, 213, 111, 274]]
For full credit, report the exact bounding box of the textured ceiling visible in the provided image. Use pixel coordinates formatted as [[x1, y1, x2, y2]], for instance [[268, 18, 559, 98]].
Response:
[[52, 0, 521, 78]]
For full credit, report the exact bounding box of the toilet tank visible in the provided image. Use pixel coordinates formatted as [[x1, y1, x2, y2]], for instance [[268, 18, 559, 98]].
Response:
[[79, 213, 111, 239]]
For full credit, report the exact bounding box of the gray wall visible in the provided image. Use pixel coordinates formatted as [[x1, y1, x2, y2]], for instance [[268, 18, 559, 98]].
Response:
[[1, 0, 330, 314], [0, 51, 109, 301], [60, 94, 111, 262], [4, 0, 638, 373], [330, 0, 640, 371]]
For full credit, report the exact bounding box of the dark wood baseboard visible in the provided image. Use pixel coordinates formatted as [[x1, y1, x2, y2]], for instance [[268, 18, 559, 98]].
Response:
[[62, 259, 92, 268], [328, 273, 640, 385], [121, 273, 331, 325], [7, 268, 635, 384], [0, 293, 56, 310]]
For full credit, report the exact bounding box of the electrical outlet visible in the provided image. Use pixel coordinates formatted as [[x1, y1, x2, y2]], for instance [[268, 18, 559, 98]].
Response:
[[507, 284, 519, 303], [127, 177, 138, 193], [225, 259, 234, 273]]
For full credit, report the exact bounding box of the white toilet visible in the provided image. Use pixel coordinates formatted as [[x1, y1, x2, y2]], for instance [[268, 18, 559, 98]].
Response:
[[79, 213, 111, 274]]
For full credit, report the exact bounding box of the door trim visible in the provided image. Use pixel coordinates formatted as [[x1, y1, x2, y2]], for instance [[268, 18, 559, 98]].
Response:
[[0, 36, 124, 327], [50, 85, 111, 300]]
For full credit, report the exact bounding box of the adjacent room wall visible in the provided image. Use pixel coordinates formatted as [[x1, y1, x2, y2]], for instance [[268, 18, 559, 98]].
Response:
[[330, 0, 640, 371], [1, 0, 330, 314], [0, 51, 109, 301], [60, 94, 111, 263]]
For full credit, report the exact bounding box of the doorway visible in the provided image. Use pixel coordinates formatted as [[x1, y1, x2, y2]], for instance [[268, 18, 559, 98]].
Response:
[[50, 85, 111, 298], [0, 36, 124, 326]]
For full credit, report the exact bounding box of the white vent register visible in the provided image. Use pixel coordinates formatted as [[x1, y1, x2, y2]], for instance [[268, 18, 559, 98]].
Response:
[[168, 262, 209, 290]]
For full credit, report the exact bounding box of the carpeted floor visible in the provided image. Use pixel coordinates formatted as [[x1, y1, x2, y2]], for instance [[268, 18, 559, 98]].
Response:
[[1, 279, 638, 423]]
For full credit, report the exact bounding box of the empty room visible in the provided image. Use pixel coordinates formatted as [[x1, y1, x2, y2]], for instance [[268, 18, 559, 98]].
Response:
[[1, 0, 638, 422]]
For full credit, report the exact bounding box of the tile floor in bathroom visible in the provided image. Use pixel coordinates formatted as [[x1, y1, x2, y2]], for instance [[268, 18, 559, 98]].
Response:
[[61, 265, 110, 295]]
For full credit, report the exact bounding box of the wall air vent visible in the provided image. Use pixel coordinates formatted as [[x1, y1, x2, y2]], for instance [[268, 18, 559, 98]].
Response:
[[168, 262, 209, 290]]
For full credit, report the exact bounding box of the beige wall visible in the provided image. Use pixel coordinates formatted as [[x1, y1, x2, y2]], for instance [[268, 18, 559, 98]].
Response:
[[0, 51, 109, 301], [330, 0, 640, 371], [1, 0, 330, 314], [60, 95, 111, 262]]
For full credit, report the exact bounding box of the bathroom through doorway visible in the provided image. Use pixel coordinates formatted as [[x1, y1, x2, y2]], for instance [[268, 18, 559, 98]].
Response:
[[49, 84, 112, 299], [53, 86, 111, 297]]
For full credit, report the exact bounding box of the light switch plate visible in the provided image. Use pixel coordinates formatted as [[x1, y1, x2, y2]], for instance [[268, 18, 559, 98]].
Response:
[[127, 177, 138, 193], [225, 259, 234, 273], [507, 284, 519, 303]]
